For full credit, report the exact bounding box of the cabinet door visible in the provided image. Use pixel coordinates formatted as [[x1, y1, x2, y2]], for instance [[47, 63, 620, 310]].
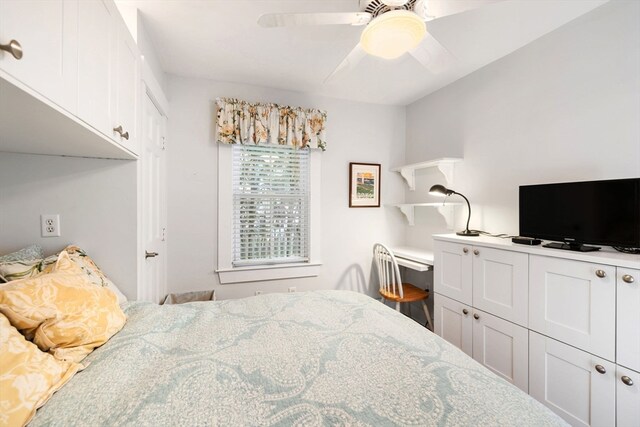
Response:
[[529, 255, 615, 361], [77, 0, 114, 138], [434, 241, 472, 305], [529, 332, 615, 427], [433, 293, 472, 356], [617, 268, 640, 372], [472, 246, 528, 327], [113, 18, 139, 154], [0, 0, 77, 111], [472, 309, 528, 392], [617, 366, 640, 427]]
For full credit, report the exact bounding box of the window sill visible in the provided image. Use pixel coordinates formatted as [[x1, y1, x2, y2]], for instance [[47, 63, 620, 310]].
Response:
[[216, 263, 322, 284]]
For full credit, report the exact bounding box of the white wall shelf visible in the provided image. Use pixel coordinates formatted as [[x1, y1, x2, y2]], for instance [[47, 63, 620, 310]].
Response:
[[391, 157, 462, 190], [388, 203, 461, 227]]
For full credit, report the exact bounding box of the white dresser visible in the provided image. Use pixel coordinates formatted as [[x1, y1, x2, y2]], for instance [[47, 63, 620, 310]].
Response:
[[433, 234, 640, 427]]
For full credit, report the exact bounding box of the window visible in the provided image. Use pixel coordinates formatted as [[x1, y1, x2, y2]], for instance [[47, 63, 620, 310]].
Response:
[[232, 145, 309, 266], [217, 144, 321, 284]]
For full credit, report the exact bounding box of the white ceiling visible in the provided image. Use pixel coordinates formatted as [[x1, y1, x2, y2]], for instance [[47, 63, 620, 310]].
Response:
[[118, 0, 609, 105]]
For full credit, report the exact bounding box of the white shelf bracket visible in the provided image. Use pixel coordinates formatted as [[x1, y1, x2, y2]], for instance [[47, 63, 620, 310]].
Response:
[[436, 204, 456, 230], [437, 162, 456, 186], [399, 167, 416, 191], [398, 205, 415, 226]]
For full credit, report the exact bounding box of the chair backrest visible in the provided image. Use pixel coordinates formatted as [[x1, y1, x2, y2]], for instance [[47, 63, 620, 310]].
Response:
[[373, 243, 404, 298]]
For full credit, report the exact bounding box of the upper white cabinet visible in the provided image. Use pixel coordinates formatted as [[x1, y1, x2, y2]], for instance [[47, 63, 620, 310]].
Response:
[[617, 268, 640, 372], [434, 241, 473, 305], [0, 0, 139, 159], [0, 0, 77, 112], [529, 255, 616, 361], [77, 0, 114, 138], [472, 246, 528, 327], [434, 240, 528, 326], [113, 18, 139, 154]]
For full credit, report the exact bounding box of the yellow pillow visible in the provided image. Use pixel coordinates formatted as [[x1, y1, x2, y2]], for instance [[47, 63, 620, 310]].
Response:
[[0, 313, 81, 427], [0, 251, 127, 363]]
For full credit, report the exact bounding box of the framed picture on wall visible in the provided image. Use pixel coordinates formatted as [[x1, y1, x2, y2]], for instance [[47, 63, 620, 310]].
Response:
[[349, 162, 381, 207]]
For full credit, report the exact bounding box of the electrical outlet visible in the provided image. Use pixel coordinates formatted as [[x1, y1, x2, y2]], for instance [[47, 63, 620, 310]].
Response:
[[255, 290, 263, 296], [288, 287, 296, 293], [41, 214, 61, 237]]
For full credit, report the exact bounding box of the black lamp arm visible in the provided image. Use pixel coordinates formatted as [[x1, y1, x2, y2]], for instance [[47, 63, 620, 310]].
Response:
[[452, 191, 472, 233]]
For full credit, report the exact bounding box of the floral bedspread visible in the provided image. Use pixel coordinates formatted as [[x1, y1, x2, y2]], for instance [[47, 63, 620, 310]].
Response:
[[30, 290, 565, 426]]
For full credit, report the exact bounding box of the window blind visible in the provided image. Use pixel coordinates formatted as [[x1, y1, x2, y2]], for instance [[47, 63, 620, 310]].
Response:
[[232, 145, 310, 267]]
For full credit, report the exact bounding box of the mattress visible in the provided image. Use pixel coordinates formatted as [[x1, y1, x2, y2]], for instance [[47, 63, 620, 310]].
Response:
[[30, 290, 565, 426]]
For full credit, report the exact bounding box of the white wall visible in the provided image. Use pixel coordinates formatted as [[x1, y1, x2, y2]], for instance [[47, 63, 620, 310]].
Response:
[[166, 76, 407, 300], [0, 153, 139, 299], [404, 0, 640, 248]]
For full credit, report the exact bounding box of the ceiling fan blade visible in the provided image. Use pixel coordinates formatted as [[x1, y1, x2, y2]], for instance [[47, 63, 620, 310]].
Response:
[[324, 43, 366, 83], [415, 0, 503, 20], [409, 32, 456, 74], [258, 12, 372, 28]]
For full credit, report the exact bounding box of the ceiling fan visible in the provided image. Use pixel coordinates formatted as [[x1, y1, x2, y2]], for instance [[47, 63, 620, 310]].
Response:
[[258, 0, 500, 82]]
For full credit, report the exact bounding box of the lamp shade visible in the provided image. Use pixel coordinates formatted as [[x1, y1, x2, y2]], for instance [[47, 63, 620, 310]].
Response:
[[429, 184, 452, 196], [360, 10, 426, 60]]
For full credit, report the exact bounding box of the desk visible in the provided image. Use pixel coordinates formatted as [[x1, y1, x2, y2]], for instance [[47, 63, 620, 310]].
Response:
[[391, 246, 434, 272]]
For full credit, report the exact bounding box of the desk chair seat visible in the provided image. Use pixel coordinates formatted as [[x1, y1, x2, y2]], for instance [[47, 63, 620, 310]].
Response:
[[373, 243, 433, 330]]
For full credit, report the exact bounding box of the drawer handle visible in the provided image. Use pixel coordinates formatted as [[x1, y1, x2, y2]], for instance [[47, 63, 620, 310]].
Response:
[[473, 313, 480, 320], [0, 39, 23, 60], [473, 249, 480, 256], [113, 125, 130, 140], [462, 309, 468, 315], [595, 270, 606, 278], [463, 247, 469, 254], [145, 251, 159, 259], [622, 274, 635, 284], [621, 376, 634, 386], [595, 365, 606, 374]]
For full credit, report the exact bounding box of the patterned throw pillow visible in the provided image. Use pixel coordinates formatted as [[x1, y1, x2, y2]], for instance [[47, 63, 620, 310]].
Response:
[[0, 251, 127, 363], [0, 313, 81, 427], [0, 245, 46, 282]]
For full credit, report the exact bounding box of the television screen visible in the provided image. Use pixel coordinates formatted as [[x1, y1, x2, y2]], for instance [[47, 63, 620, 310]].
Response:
[[519, 178, 640, 248]]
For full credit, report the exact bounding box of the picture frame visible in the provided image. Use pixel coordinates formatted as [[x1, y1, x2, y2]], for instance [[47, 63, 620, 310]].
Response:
[[349, 162, 381, 208]]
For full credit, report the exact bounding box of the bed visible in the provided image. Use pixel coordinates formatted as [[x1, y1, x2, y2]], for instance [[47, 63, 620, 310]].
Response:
[[30, 290, 565, 426]]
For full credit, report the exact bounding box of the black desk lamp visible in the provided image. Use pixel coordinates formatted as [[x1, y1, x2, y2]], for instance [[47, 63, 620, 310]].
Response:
[[429, 184, 479, 237]]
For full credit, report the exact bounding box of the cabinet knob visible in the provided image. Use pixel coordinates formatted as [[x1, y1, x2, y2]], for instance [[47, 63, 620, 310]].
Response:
[[0, 39, 23, 60], [473, 249, 480, 256], [621, 376, 634, 386], [473, 313, 480, 320], [622, 274, 635, 284], [113, 125, 130, 140], [595, 365, 606, 374], [463, 247, 469, 254], [595, 269, 606, 278], [462, 309, 469, 315]]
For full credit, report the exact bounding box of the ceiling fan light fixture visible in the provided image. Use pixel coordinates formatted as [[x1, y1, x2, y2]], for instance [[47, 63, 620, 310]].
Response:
[[360, 10, 426, 60]]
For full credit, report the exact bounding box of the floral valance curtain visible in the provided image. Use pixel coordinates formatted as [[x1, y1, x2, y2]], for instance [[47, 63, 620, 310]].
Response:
[[215, 98, 327, 151]]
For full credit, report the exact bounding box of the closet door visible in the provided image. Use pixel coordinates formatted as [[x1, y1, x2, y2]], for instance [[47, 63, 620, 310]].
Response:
[[433, 294, 472, 356], [77, 0, 114, 138], [472, 309, 528, 392], [0, 0, 78, 111], [529, 331, 615, 427]]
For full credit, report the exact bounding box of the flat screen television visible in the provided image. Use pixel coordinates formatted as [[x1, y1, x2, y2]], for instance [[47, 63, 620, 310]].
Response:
[[519, 178, 640, 252]]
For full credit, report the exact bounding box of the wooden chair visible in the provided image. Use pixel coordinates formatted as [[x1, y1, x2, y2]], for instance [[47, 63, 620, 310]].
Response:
[[373, 243, 433, 330]]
